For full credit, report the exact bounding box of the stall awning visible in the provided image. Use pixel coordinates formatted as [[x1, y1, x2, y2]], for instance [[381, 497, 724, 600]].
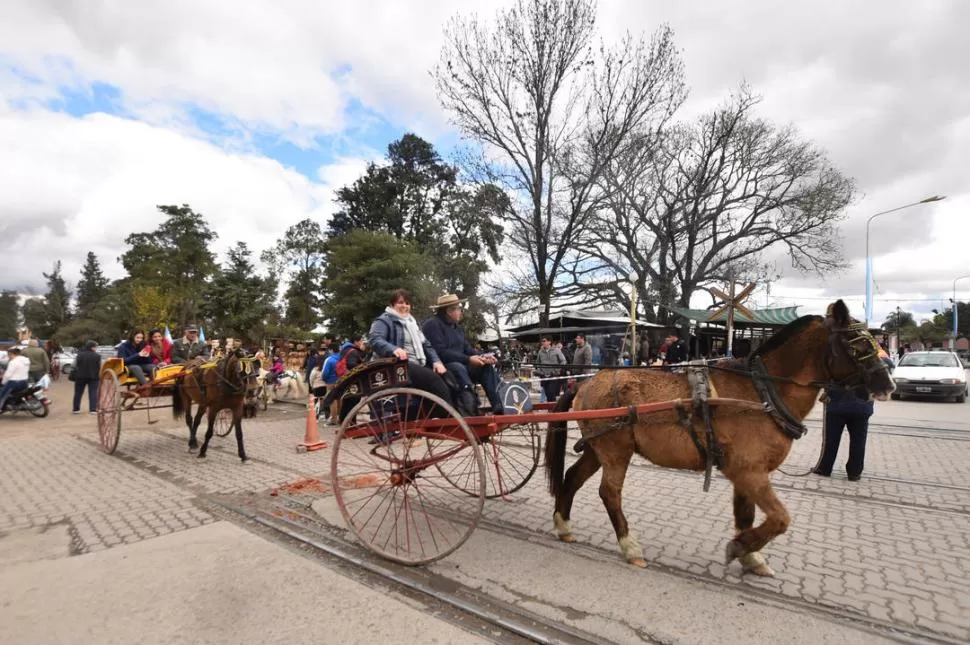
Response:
[[669, 306, 800, 326]]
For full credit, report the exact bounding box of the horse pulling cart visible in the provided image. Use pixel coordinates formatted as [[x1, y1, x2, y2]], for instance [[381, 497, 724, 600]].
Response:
[[322, 302, 896, 575], [324, 359, 771, 566], [96, 357, 257, 455]]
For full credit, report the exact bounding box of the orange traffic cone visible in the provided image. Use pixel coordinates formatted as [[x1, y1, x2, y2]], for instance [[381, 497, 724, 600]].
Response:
[[298, 393, 327, 452]]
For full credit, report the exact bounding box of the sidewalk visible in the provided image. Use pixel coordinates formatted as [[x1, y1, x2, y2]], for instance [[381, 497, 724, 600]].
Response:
[[0, 521, 487, 645]]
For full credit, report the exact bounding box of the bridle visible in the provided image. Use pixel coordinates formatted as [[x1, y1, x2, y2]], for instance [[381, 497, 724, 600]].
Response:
[[822, 318, 888, 394]]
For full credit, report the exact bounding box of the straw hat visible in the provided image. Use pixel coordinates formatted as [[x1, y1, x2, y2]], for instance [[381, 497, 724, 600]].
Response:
[[432, 294, 467, 310]]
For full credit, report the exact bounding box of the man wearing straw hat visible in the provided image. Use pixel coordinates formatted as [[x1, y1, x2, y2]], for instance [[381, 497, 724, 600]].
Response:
[[422, 294, 504, 416]]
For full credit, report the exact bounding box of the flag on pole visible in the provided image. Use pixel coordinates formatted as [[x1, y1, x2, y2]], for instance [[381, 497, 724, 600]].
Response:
[[864, 257, 873, 326], [198, 326, 206, 343], [163, 326, 173, 343]]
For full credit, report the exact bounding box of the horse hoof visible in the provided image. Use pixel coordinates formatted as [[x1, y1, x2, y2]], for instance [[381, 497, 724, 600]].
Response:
[[740, 552, 775, 577], [628, 558, 648, 568], [724, 539, 746, 564], [559, 533, 576, 543], [197, 454, 207, 460], [240, 459, 252, 465]]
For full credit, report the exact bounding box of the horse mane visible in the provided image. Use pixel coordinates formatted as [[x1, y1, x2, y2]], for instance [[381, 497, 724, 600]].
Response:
[[712, 315, 824, 373], [750, 315, 824, 360]]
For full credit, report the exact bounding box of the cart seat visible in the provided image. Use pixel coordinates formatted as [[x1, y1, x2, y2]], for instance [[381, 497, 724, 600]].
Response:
[[100, 357, 141, 386]]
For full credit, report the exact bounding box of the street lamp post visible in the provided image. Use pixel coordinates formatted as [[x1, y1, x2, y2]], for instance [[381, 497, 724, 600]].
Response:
[[865, 195, 946, 326], [952, 274, 970, 348]]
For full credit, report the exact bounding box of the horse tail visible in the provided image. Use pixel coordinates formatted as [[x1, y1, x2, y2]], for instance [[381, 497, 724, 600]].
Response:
[[171, 374, 185, 420], [545, 386, 578, 497]]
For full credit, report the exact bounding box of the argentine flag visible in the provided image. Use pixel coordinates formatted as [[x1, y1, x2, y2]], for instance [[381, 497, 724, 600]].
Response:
[[163, 326, 173, 343], [198, 326, 206, 343]]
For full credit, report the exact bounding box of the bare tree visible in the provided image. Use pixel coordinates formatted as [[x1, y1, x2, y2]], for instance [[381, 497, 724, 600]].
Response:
[[574, 86, 855, 321], [434, 0, 686, 325]]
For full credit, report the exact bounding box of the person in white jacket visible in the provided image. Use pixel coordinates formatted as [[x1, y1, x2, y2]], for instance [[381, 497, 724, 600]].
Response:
[[0, 347, 31, 412]]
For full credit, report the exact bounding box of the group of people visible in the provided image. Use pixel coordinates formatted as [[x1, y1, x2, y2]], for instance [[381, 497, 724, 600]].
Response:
[[116, 324, 214, 386], [364, 289, 505, 418]]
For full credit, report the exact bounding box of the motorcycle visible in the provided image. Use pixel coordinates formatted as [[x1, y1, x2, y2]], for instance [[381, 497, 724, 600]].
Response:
[[1, 382, 50, 418]]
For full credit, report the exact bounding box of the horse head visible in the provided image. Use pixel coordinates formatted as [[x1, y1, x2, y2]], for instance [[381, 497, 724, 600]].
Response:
[[823, 299, 896, 401]]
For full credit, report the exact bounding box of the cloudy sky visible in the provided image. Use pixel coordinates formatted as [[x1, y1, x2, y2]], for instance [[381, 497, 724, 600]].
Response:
[[1, 0, 967, 326]]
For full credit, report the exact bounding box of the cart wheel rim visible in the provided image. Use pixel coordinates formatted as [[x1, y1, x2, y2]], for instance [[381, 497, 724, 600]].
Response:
[[214, 408, 235, 437], [330, 387, 484, 565], [433, 422, 540, 499], [97, 371, 121, 454]]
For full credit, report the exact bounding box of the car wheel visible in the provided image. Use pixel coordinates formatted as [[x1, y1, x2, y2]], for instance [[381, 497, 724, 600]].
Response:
[[890, 393, 901, 401], [958, 390, 967, 404]]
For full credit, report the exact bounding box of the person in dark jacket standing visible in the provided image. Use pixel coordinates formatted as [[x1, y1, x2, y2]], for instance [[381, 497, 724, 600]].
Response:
[[73, 340, 102, 414], [663, 331, 688, 365], [422, 294, 503, 415], [813, 387, 873, 481]]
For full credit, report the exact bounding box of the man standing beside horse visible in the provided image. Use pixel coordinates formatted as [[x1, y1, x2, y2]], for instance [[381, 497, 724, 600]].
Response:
[[171, 324, 211, 366], [422, 294, 504, 416]]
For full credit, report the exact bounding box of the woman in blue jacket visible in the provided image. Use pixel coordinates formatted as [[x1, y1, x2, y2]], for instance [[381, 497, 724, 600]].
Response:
[[116, 329, 154, 385], [813, 387, 873, 481], [368, 289, 452, 406]]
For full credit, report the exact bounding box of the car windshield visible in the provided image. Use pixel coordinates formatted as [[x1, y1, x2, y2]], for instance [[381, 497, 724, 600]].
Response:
[[899, 353, 960, 368]]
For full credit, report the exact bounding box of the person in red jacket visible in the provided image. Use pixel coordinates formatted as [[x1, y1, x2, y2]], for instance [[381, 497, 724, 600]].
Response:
[[147, 328, 173, 367]]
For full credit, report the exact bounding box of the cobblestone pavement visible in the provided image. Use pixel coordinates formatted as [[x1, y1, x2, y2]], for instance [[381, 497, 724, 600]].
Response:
[[2, 392, 968, 642]]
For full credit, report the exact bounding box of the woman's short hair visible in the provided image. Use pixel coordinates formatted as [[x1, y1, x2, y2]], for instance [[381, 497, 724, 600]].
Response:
[[148, 328, 163, 340], [389, 288, 411, 306]]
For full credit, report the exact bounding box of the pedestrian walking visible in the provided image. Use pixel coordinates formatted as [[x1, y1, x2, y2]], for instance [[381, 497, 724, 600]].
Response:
[[72, 340, 102, 415]]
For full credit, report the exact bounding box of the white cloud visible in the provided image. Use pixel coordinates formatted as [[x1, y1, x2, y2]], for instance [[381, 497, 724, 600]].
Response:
[[0, 0, 517, 142], [0, 108, 367, 293]]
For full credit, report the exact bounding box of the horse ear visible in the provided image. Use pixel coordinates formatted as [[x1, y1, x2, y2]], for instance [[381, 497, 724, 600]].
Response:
[[830, 299, 851, 325]]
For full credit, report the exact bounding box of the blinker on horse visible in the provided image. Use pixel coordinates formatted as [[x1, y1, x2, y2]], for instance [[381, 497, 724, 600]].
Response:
[[171, 350, 253, 463], [544, 299, 895, 576]]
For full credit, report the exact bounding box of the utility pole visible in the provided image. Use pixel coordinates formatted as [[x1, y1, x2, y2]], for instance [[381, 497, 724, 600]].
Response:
[[896, 305, 901, 353]]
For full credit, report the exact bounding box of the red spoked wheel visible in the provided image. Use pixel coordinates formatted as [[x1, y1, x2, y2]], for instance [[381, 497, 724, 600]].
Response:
[[433, 421, 541, 499], [330, 387, 484, 565], [97, 370, 122, 454]]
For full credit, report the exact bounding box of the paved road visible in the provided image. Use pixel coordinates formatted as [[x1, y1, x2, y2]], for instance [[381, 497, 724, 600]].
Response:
[[1, 379, 968, 643]]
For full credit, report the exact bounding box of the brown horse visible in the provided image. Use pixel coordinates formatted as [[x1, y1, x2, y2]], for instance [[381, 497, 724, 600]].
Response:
[[544, 300, 895, 576], [171, 350, 250, 463]]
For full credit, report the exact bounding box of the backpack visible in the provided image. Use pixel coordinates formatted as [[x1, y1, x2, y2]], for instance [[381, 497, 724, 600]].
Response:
[[335, 347, 355, 378], [321, 354, 339, 383]]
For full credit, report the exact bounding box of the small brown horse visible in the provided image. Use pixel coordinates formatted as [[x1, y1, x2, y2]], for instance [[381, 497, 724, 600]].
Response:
[[545, 300, 895, 576], [172, 350, 250, 463]]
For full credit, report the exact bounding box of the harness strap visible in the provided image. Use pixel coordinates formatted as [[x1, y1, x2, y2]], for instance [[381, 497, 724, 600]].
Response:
[[750, 356, 808, 439]]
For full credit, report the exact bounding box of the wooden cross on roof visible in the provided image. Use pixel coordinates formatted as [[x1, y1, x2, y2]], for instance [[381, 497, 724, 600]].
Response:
[[707, 280, 756, 357]]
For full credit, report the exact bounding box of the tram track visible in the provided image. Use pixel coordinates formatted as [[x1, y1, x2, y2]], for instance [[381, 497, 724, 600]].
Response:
[[200, 494, 634, 645], [217, 495, 962, 645]]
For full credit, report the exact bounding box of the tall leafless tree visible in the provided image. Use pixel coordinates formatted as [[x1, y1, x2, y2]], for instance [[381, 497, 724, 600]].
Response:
[[570, 86, 855, 322], [434, 0, 686, 325]]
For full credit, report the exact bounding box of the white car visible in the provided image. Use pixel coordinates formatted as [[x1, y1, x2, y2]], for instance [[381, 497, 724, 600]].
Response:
[[53, 350, 76, 375], [891, 350, 968, 403]]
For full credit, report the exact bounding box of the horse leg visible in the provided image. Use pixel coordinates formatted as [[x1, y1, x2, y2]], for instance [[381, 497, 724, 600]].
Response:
[[198, 409, 217, 459], [553, 449, 601, 543], [188, 402, 205, 451], [233, 408, 249, 464], [598, 454, 645, 568], [724, 474, 790, 577]]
